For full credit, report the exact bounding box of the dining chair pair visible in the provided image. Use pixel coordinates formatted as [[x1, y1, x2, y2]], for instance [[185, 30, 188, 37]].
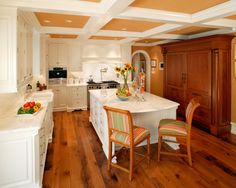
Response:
[[103, 98, 200, 181]]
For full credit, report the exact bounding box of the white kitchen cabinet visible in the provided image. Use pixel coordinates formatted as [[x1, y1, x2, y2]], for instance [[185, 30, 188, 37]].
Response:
[[0, 7, 17, 93], [48, 43, 68, 67], [68, 43, 81, 71], [67, 85, 87, 111], [50, 85, 67, 111], [0, 101, 53, 188], [0, 8, 33, 93], [17, 12, 33, 86]]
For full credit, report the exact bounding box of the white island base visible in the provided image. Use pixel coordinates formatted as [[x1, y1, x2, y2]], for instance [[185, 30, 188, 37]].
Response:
[[89, 89, 179, 158]]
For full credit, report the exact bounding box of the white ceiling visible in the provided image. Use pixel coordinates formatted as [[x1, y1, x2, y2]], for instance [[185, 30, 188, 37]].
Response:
[[1, 0, 236, 46]]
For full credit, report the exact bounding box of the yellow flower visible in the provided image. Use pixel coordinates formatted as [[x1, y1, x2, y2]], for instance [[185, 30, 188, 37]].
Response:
[[115, 67, 120, 72]]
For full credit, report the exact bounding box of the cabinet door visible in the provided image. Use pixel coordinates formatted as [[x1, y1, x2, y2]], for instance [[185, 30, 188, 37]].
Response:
[[48, 43, 58, 67], [58, 88, 67, 107], [68, 44, 81, 70], [57, 44, 67, 67], [165, 53, 186, 114], [17, 16, 25, 84], [186, 50, 212, 126]]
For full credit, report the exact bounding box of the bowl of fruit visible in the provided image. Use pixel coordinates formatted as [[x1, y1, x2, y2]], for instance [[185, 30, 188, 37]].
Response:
[[116, 88, 131, 101], [17, 101, 42, 115]]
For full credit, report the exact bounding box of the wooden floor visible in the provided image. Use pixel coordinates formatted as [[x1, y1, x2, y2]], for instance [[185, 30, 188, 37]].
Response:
[[43, 111, 236, 188]]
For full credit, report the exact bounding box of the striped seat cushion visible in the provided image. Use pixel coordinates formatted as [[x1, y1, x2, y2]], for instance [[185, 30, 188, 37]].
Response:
[[159, 119, 187, 136], [111, 126, 150, 145]]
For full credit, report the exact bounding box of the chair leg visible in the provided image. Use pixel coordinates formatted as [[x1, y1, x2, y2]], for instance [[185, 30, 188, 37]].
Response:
[[186, 139, 192, 166], [108, 141, 112, 171], [147, 135, 151, 164], [129, 147, 134, 181], [157, 134, 162, 162]]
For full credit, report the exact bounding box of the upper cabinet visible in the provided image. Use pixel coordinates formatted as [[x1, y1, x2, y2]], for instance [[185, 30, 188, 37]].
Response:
[[0, 7, 17, 93], [17, 11, 33, 87], [0, 7, 34, 93], [48, 43, 68, 67], [68, 43, 81, 71]]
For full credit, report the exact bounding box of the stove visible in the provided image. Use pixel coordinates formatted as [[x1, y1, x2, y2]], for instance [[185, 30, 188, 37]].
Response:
[[87, 80, 120, 108]]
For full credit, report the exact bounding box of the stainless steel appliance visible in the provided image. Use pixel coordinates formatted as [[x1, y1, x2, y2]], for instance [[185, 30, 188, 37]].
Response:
[[48, 67, 67, 85], [87, 80, 120, 108]]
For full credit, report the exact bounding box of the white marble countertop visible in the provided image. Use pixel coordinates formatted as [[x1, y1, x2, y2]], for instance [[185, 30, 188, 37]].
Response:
[[89, 89, 179, 113], [0, 90, 54, 133], [0, 101, 48, 133]]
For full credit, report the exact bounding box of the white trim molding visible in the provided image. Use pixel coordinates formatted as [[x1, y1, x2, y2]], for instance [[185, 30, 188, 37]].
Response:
[[231, 122, 236, 135]]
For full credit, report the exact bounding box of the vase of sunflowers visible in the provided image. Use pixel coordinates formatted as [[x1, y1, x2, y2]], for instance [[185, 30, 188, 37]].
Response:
[[115, 63, 135, 99]]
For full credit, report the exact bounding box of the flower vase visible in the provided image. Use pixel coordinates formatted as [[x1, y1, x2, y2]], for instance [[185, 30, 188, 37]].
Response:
[[123, 79, 129, 91]]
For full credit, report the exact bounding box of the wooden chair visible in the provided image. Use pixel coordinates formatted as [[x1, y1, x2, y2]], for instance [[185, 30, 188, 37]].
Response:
[[157, 98, 200, 166], [103, 106, 150, 181]]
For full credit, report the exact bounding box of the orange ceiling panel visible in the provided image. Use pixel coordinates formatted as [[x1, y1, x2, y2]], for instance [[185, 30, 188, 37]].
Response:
[[135, 38, 163, 43], [89, 36, 125, 40], [35, 12, 90, 28], [225, 14, 236, 20], [80, 0, 101, 2], [130, 0, 229, 14], [49, 34, 78, 39], [168, 26, 217, 35], [101, 18, 163, 32]]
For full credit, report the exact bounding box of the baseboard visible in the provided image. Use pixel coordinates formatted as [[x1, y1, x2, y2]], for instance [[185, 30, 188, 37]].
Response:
[[231, 122, 236, 134]]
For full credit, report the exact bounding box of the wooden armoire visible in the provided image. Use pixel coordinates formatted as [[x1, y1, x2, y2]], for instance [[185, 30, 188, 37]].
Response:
[[161, 35, 233, 136]]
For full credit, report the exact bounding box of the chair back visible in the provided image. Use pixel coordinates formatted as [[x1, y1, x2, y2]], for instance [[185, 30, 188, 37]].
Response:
[[185, 98, 200, 133], [103, 106, 133, 139]]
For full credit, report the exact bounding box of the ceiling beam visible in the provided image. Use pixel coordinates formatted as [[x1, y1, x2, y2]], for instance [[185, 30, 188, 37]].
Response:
[[80, 0, 135, 40], [0, 0, 104, 16], [119, 7, 192, 24], [191, 0, 236, 23]]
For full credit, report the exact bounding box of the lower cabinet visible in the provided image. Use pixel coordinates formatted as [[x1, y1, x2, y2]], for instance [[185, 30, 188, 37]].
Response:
[[67, 86, 87, 111], [0, 102, 53, 188], [49, 85, 67, 111]]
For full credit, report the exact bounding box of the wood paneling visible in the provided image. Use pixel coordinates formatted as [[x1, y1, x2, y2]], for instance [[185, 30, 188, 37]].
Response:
[[89, 36, 125, 40], [43, 111, 236, 188], [101, 18, 163, 32], [34, 12, 90, 28], [162, 35, 233, 136], [135, 39, 163, 43], [168, 26, 216, 35], [225, 14, 236, 20], [130, 0, 229, 14], [49, 34, 78, 38]]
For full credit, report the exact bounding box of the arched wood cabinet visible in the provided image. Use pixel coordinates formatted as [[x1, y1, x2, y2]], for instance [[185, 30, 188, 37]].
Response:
[[161, 35, 233, 136]]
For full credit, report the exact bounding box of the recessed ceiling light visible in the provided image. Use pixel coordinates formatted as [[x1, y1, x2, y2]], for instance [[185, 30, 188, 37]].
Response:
[[121, 28, 127, 31], [44, 20, 51, 23], [65, 19, 72, 23], [145, 40, 149, 43]]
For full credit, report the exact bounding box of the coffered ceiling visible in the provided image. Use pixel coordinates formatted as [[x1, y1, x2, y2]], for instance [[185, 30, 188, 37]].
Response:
[[2, 0, 236, 45]]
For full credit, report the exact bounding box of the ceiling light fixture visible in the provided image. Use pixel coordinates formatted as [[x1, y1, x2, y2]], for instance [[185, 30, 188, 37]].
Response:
[[65, 19, 72, 23], [44, 20, 51, 23], [121, 28, 127, 31]]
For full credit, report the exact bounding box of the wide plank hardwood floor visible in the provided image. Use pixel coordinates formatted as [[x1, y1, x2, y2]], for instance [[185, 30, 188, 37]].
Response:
[[43, 111, 236, 188]]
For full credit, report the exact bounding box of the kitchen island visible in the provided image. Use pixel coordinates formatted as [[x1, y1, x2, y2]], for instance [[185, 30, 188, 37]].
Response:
[[89, 89, 179, 158]]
